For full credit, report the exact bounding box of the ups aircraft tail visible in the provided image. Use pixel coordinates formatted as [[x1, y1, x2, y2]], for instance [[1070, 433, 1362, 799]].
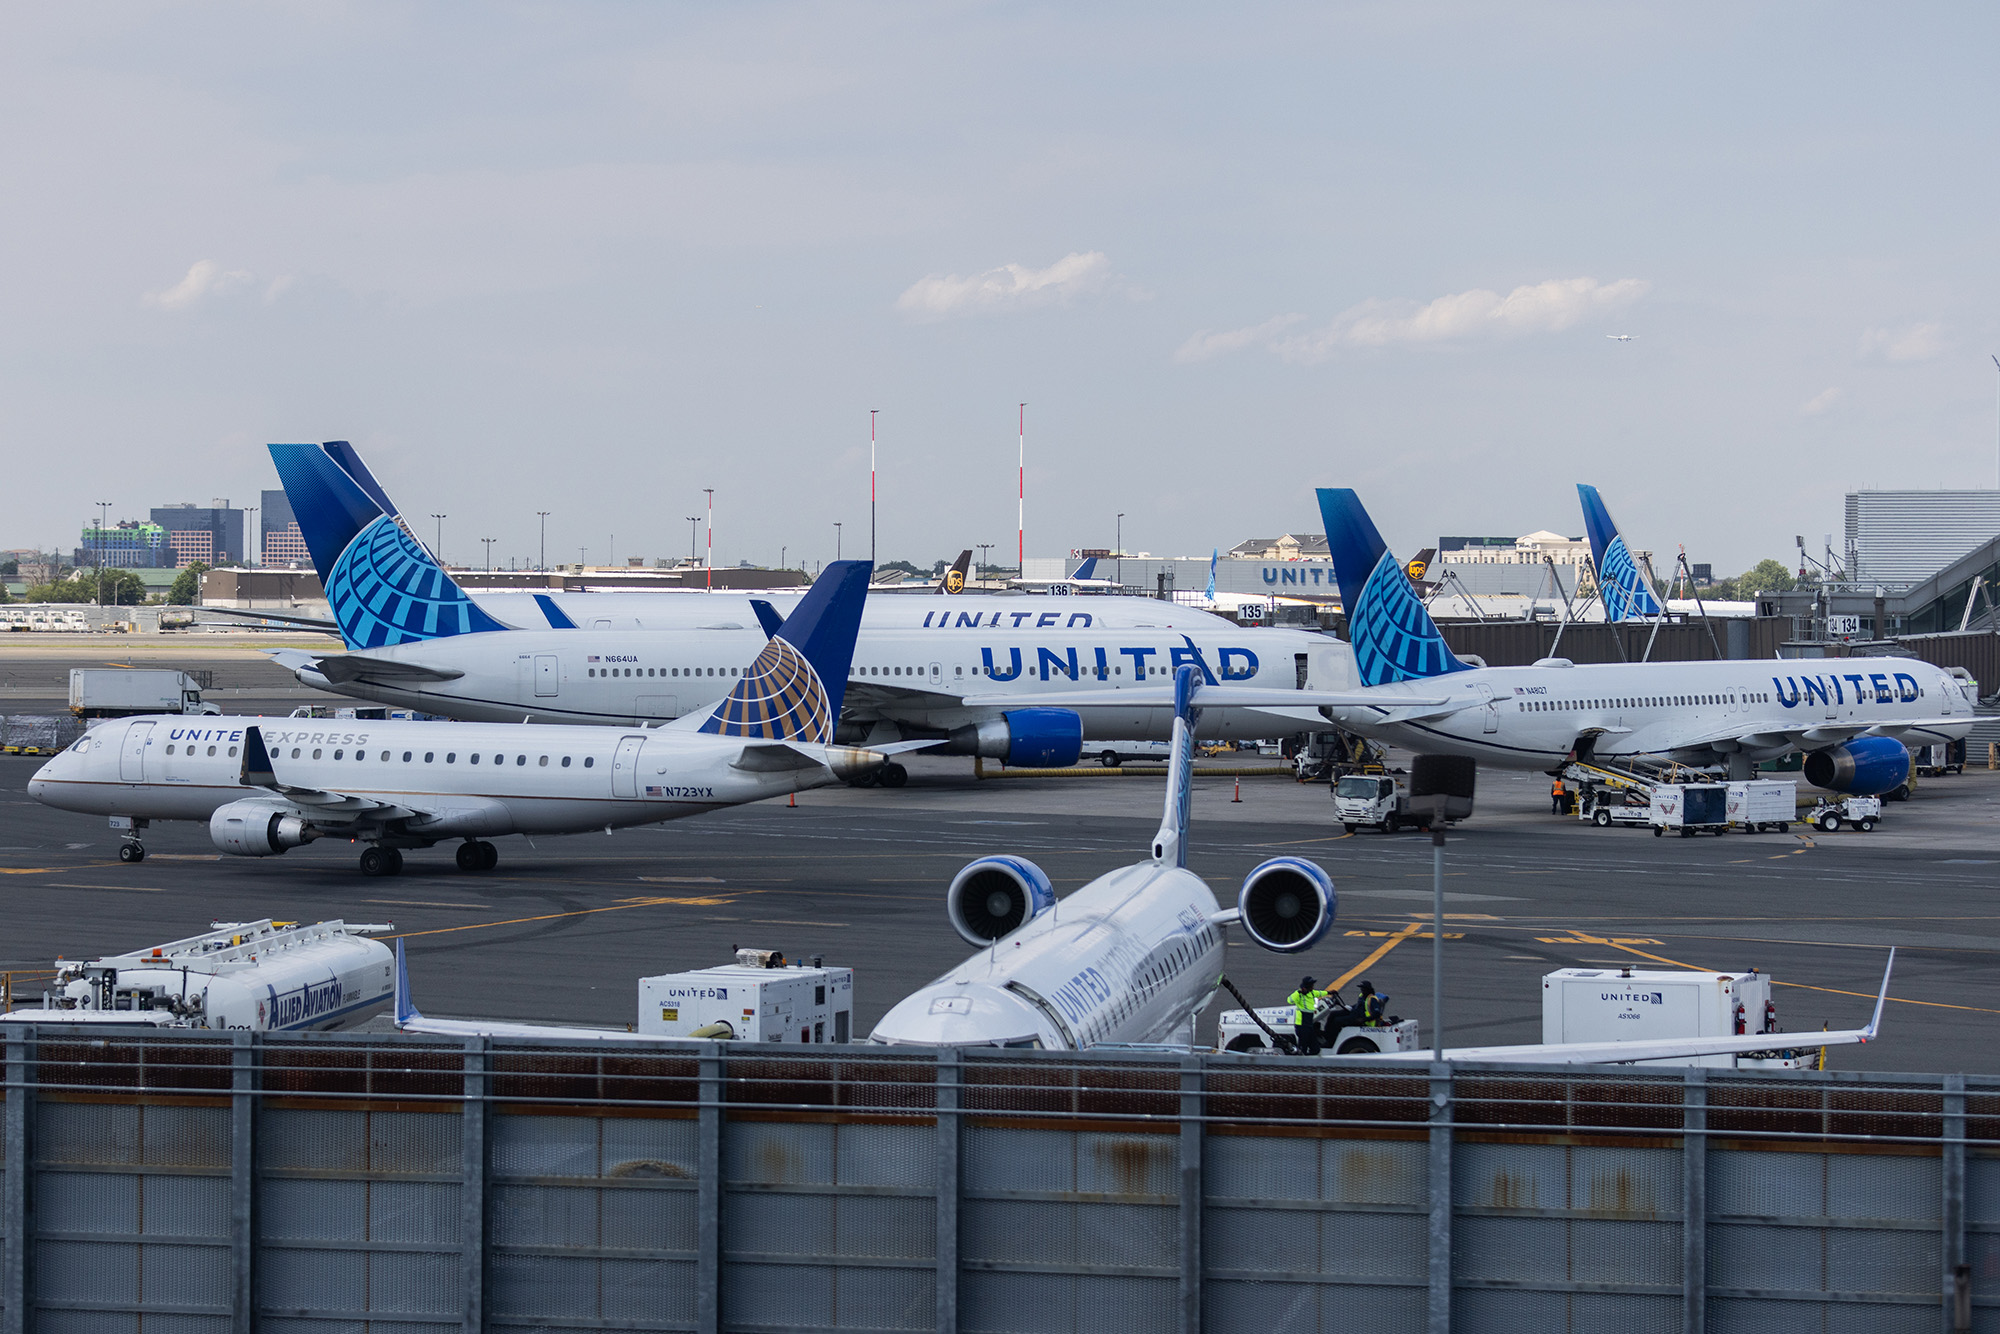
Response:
[[269, 441, 508, 650], [937, 549, 972, 594], [1317, 489, 1472, 687], [1577, 484, 1665, 621]]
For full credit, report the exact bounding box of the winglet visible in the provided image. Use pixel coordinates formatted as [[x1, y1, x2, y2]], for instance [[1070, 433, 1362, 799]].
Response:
[[1151, 664, 1201, 868], [1576, 484, 1664, 621], [1072, 556, 1098, 580], [532, 593, 577, 630], [698, 560, 872, 743], [1316, 488, 1471, 686], [240, 725, 278, 789], [393, 938, 420, 1025], [1861, 948, 1895, 1041]]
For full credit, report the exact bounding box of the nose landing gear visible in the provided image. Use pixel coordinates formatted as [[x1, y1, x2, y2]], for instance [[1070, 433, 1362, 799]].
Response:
[[118, 842, 146, 863]]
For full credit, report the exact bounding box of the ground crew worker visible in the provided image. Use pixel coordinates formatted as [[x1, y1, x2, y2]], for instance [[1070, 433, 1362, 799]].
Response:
[[1357, 981, 1388, 1028], [1550, 778, 1567, 814], [1287, 976, 1330, 1055]]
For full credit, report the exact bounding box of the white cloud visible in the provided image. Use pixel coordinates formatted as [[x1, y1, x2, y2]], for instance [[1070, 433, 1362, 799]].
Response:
[[144, 259, 256, 309], [1174, 313, 1306, 363], [1859, 322, 1947, 363], [896, 251, 1111, 320], [1800, 386, 1841, 415], [1185, 277, 1651, 365]]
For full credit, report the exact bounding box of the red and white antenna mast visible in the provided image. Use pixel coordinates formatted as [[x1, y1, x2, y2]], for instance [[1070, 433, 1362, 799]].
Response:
[[703, 487, 714, 590], [870, 409, 878, 569], [1017, 403, 1026, 572]]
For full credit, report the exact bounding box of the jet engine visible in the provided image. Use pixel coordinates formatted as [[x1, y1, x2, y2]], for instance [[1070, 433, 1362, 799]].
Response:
[[1802, 737, 1911, 797], [1237, 857, 1336, 953], [947, 855, 1057, 946], [209, 801, 320, 857], [946, 710, 1084, 769]]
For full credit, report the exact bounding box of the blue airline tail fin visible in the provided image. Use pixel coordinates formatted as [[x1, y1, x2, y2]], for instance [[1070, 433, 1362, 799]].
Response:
[[1317, 488, 1472, 686], [1577, 484, 1665, 621], [1150, 665, 1200, 867], [271, 441, 509, 649], [393, 938, 419, 1025], [532, 594, 577, 629], [1072, 557, 1098, 580], [697, 561, 872, 744]]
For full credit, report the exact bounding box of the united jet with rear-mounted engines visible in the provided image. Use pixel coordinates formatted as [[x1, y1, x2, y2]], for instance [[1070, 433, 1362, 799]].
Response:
[[27, 563, 898, 876], [253, 441, 1369, 777], [870, 666, 1341, 1050], [1312, 488, 1977, 790]]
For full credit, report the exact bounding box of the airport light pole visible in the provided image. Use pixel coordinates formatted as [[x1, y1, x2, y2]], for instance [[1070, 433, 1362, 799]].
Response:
[[481, 537, 495, 571], [779, 545, 787, 572], [536, 511, 549, 571], [430, 514, 447, 566], [704, 488, 714, 590], [1116, 513, 1124, 586], [95, 501, 111, 605], [834, 523, 842, 561], [686, 517, 700, 567], [869, 409, 877, 568], [977, 543, 993, 582]]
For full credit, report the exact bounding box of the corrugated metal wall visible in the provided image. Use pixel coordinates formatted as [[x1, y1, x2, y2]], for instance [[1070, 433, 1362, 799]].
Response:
[[4, 1032, 1994, 1334]]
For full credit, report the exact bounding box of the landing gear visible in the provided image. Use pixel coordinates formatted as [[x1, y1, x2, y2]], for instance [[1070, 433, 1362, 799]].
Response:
[[359, 846, 404, 877], [879, 763, 908, 789], [456, 840, 498, 872], [118, 842, 146, 863]]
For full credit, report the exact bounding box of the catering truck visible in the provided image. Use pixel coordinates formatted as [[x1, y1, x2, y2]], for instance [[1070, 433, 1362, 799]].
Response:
[[639, 948, 854, 1044], [69, 668, 219, 718], [1542, 966, 1811, 1069]]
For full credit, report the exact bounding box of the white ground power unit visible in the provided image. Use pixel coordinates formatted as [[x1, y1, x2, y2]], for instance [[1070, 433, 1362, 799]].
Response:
[[638, 948, 854, 1044], [3, 919, 395, 1032], [1542, 967, 1811, 1069]]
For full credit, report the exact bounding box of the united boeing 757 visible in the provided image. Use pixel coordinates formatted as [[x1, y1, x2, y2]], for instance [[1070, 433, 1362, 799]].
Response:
[[257, 441, 1364, 773], [1313, 488, 1976, 789], [28, 563, 896, 875]]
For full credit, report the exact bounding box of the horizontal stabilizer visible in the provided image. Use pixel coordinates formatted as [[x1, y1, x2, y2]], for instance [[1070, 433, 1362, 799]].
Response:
[[314, 655, 465, 684]]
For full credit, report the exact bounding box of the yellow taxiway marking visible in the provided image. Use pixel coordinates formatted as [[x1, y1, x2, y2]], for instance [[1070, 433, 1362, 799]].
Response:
[[1538, 935, 1662, 946], [391, 894, 740, 940], [1558, 929, 2000, 1016], [1345, 929, 1464, 940], [1327, 921, 1427, 992], [0, 868, 60, 875]]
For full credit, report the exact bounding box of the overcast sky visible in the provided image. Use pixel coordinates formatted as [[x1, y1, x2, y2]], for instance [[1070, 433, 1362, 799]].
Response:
[[5, 4, 1998, 575]]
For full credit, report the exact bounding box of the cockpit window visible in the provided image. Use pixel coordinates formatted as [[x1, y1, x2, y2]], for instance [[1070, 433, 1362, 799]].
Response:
[[1000, 1037, 1043, 1049], [71, 737, 91, 753]]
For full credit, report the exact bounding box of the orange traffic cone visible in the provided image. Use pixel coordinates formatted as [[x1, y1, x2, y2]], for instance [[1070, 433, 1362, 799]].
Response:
[[1232, 776, 1242, 803], [788, 791, 797, 808]]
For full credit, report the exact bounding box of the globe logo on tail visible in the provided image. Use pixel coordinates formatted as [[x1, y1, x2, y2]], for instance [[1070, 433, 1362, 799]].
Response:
[[699, 636, 832, 742], [1348, 551, 1468, 686], [327, 516, 503, 648], [1597, 534, 1662, 621]]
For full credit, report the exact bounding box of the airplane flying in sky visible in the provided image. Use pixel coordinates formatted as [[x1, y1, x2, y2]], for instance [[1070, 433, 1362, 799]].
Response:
[[1577, 484, 1665, 622], [869, 666, 1339, 1049], [1606, 334, 1636, 341], [258, 441, 1364, 776], [1313, 488, 1977, 786], [29, 562, 898, 875]]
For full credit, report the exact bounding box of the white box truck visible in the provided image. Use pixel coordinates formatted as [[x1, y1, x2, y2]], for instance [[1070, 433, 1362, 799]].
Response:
[[1725, 779, 1797, 833], [1542, 967, 1810, 1069], [1649, 783, 1731, 837], [637, 948, 853, 1044], [69, 668, 220, 718]]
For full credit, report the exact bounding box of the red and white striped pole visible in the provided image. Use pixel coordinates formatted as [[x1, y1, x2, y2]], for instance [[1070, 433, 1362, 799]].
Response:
[[1017, 403, 1025, 572], [704, 488, 713, 590], [870, 409, 878, 569]]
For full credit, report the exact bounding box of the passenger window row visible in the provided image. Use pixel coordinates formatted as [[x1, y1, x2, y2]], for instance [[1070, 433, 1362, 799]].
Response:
[[164, 744, 238, 758], [589, 667, 737, 678], [280, 747, 594, 768]]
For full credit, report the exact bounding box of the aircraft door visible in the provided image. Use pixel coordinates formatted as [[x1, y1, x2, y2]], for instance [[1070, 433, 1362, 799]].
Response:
[[611, 735, 645, 798], [929, 662, 942, 685], [119, 722, 153, 782], [1473, 683, 1498, 733], [1295, 654, 1309, 690], [534, 655, 560, 697]]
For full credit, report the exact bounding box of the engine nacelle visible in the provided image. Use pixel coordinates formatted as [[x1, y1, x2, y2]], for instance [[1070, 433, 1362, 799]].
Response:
[[1802, 737, 1911, 796], [947, 855, 1056, 946], [209, 801, 319, 857], [1237, 857, 1336, 953], [948, 709, 1084, 769]]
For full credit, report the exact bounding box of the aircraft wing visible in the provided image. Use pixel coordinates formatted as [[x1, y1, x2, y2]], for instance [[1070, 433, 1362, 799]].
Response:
[[1360, 952, 1893, 1065], [962, 686, 1450, 710], [313, 654, 466, 685], [238, 726, 429, 824], [392, 940, 684, 1043], [1657, 717, 1948, 756], [190, 605, 342, 632], [841, 680, 966, 710]]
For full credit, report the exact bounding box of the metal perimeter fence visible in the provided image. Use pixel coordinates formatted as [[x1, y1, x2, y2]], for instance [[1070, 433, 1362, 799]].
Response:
[[2, 1028, 1997, 1334]]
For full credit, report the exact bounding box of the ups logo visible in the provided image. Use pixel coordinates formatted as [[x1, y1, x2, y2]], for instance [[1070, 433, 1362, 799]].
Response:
[[1405, 558, 1429, 580], [944, 569, 966, 593]]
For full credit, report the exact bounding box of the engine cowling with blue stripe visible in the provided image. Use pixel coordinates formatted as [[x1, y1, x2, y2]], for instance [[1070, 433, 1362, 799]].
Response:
[[1237, 857, 1336, 953], [1802, 738, 1910, 796], [948, 709, 1084, 769], [948, 856, 1057, 946]]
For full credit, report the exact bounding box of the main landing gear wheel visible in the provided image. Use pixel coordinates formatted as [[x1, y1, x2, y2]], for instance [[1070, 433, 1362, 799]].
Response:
[[118, 843, 146, 863], [359, 846, 403, 877], [879, 763, 908, 789], [458, 841, 498, 871], [1816, 812, 1841, 832]]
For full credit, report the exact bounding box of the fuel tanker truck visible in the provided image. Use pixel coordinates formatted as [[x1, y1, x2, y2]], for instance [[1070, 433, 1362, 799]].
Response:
[[2, 919, 395, 1031]]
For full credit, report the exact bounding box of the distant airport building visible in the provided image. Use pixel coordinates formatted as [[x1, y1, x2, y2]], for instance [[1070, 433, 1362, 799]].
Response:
[[1845, 490, 2000, 591], [73, 520, 169, 569], [1438, 531, 1592, 565], [259, 489, 311, 567], [151, 503, 246, 568]]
